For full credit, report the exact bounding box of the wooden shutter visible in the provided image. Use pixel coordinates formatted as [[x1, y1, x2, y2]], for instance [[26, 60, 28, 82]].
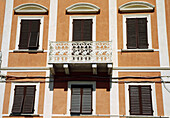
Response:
[[127, 18, 137, 49], [22, 86, 36, 113], [71, 88, 81, 113], [82, 88, 92, 114], [138, 18, 148, 49], [28, 20, 40, 49], [129, 86, 141, 115], [73, 19, 92, 41], [12, 86, 25, 114], [19, 20, 30, 49], [129, 85, 153, 115], [141, 86, 153, 115]]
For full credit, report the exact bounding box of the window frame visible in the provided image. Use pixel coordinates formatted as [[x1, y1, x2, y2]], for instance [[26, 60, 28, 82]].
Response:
[[69, 16, 96, 42], [15, 16, 44, 51], [8, 83, 40, 115], [125, 83, 157, 116], [67, 81, 96, 115], [123, 14, 152, 50]]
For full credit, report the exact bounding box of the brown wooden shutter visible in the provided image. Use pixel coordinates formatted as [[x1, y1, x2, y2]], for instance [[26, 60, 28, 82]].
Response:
[[12, 86, 25, 114], [28, 20, 40, 49], [19, 20, 30, 49], [129, 86, 141, 115], [141, 86, 153, 115], [71, 88, 81, 113], [82, 88, 92, 114], [22, 86, 36, 113], [127, 18, 137, 49], [138, 18, 148, 49], [73, 19, 92, 41], [129, 85, 153, 115]]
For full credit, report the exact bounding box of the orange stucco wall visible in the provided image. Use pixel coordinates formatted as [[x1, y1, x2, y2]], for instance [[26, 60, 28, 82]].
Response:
[[165, 0, 170, 66], [8, 52, 47, 67], [0, 0, 6, 51], [2, 72, 46, 114], [56, 0, 109, 41], [118, 52, 160, 67], [118, 72, 164, 116]]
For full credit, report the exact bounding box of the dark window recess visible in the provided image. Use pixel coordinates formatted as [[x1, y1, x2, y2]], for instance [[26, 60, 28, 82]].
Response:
[[127, 18, 148, 49], [12, 86, 36, 114], [71, 85, 92, 114], [19, 20, 40, 49], [73, 19, 92, 41], [129, 85, 153, 115]]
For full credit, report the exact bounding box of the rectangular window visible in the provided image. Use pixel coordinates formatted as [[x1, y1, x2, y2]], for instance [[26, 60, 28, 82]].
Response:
[[129, 85, 153, 115], [18, 20, 40, 49], [11, 86, 36, 114], [73, 19, 92, 41], [126, 18, 148, 49], [71, 85, 92, 114]]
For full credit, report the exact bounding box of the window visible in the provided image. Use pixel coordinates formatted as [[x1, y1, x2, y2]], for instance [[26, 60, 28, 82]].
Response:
[[15, 16, 44, 51], [129, 85, 153, 115], [19, 20, 40, 49], [71, 85, 92, 114], [123, 15, 152, 50], [11, 86, 36, 114]]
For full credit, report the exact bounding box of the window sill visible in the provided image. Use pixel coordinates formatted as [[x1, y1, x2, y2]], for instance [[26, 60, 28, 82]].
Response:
[[121, 49, 154, 52], [127, 116, 168, 118], [13, 49, 44, 53], [10, 114, 40, 117]]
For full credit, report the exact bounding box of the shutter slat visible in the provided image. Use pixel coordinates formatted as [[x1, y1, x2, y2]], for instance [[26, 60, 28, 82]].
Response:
[[28, 20, 40, 49], [127, 18, 137, 49], [83, 19, 92, 41], [138, 18, 148, 49], [22, 86, 35, 113], [73, 19, 82, 41], [71, 88, 81, 113], [12, 86, 24, 113], [82, 88, 92, 114]]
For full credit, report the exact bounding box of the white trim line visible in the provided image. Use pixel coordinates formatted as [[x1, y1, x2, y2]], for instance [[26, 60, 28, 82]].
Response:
[[113, 67, 170, 70]]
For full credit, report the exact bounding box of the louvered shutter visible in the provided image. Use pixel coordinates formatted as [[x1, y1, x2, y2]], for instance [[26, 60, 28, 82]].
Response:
[[141, 86, 153, 115], [129, 86, 141, 115], [73, 19, 92, 41], [12, 86, 24, 114], [138, 18, 148, 49], [28, 20, 40, 49], [127, 18, 137, 49], [71, 88, 81, 113], [82, 88, 92, 114], [19, 20, 30, 49], [22, 86, 36, 113]]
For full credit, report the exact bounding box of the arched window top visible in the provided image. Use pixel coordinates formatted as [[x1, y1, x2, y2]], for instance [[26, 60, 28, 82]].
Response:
[[14, 3, 48, 14], [119, 1, 155, 13], [66, 3, 100, 14]]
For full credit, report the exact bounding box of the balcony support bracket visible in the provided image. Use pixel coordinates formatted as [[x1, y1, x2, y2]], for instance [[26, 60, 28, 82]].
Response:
[[107, 64, 113, 75], [63, 64, 69, 75], [92, 64, 97, 75]]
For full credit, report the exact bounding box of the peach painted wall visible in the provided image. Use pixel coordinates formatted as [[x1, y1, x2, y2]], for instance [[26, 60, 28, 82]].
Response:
[[56, 0, 109, 41], [2, 72, 46, 115], [118, 72, 164, 116], [0, 0, 6, 51], [165, 0, 170, 65]]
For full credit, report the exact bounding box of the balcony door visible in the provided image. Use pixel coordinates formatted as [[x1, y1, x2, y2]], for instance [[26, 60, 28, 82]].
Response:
[[72, 19, 93, 61]]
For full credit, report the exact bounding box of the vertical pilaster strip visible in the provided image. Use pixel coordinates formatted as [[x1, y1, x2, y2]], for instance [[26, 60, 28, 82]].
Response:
[[109, 0, 119, 117], [156, 0, 169, 116]]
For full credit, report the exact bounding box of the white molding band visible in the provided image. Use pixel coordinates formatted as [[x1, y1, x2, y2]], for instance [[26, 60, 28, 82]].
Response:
[[119, 1, 155, 13], [66, 3, 100, 14], [113, 67, 170, 70], [14, 3, 48, 14]]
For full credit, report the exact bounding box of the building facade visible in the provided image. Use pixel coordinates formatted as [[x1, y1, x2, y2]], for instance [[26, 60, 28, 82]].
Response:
[[0, 0, 170, 118]]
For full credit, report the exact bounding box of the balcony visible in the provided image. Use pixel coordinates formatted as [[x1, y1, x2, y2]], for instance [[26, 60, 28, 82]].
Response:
[[48, 41, 113, 75]]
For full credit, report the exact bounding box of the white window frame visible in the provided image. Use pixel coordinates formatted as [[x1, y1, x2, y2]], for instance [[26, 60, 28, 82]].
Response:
[[15, 16, 44, 51], [69, 16, 96, 41], [123, 14, 152, 50], [67, 81, 96, 115], [125, 83, 157, 116], [8, 83, 40, 115]]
